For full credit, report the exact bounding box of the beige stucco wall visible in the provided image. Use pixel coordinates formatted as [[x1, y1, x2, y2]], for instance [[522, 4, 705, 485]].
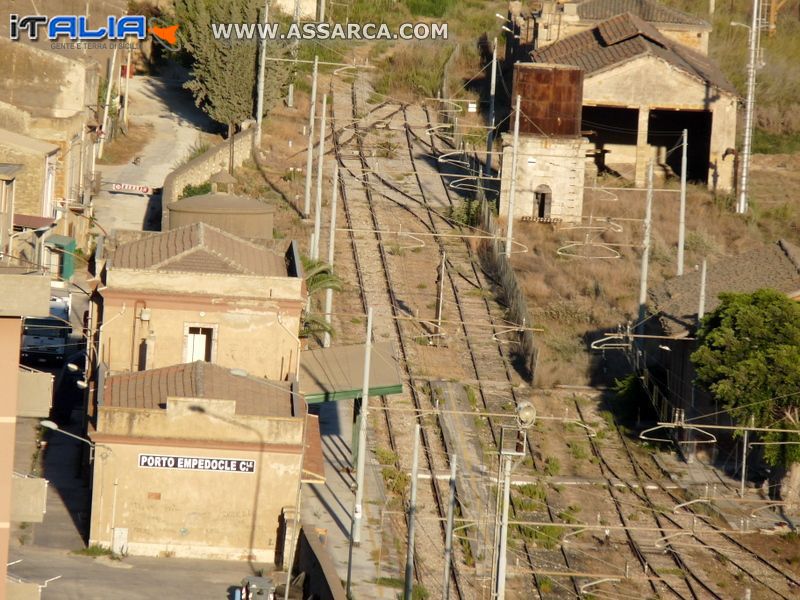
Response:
[[498, 135, 589, 223], [0, 145, 52, 216], [0, 39, 92, 120], [90, 401, 303, 561], [100, 294, 302, 381], [107, 268, 303, 301], [582, 55, 737, 191]]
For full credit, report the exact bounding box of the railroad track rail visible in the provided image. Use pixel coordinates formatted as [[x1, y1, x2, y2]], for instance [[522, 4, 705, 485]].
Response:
[[329, 73, 586, 598], [572, 393, 800, 599]]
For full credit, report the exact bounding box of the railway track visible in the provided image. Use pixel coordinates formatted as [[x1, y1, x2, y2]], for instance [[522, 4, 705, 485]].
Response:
[[331, 78, 466, 599], [573, 393, 800, 599], [328, 73, 590, 598]]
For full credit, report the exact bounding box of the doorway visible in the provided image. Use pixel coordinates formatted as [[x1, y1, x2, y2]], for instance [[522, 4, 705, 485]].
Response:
[[534, 184, 552, 219]]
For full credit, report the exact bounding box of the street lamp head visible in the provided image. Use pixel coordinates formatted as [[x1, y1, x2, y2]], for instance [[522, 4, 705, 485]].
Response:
[[40, 419, 59, 431], [516, 401, 537, 429], [76, 380, 88, 390], [66, 362, 81, 372]]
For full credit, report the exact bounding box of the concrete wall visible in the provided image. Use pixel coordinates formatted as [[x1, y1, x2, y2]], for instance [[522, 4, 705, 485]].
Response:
[[273, 0, 317, 19], [161, 127, 256, 227], [90, 400, 303, 561], [100, 293, 302, 381], [582, 55, 737, 191], [107, 269, 303, 301], [498, 135, 589, 223], [0, 39, 91, 119], [0, 146, 50, 217]]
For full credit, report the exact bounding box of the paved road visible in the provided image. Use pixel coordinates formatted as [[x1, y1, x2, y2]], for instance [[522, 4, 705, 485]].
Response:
[[9, 545, 250, 600], [93, 67, 214, 232]]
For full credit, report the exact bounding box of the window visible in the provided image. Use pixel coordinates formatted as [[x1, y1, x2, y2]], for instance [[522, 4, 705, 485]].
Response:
[[183, 324, 216, 363]]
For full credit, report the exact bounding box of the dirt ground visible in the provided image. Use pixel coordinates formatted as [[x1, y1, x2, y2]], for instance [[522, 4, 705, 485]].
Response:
[[509, 153, 800, 388]]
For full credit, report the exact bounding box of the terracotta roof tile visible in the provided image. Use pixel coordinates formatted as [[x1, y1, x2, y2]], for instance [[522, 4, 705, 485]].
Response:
[[103, 362, 295, 417], [649, 240, 800, 336], [577, 0, 710, 28], [530, 12, 735, 95], [110, 222, 287, 276]]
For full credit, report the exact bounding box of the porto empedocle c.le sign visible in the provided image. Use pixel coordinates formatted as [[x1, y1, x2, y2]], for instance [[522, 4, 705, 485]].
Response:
[[138, 453, 256, 473]]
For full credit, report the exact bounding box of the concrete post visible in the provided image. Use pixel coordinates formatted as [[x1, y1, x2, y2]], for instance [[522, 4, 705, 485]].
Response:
[[495, 456, 513, 600], [303, 56, 319, 218], [634, 107, 650, 187], [255, 0, 270, 150], [505, 95, 521, 258], [442, 455, 457, 600], [323, 164, 338, 348], [352, 307, 373, 545], [403, 423, 421, 600], [677, 129, 687, 276], [637, 161, 654, 334], [312, 95, 328, 260]]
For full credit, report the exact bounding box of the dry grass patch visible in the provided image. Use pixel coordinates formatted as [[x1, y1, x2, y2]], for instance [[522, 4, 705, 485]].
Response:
[[96, 122, 153, 165]]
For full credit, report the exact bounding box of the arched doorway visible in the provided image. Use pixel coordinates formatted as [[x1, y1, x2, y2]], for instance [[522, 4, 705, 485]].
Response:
[[534, 184, 552, 219]]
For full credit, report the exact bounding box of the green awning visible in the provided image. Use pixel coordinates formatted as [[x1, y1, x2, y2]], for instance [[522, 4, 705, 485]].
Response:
[[300, 342, 403, 403], [45, 234, 76, 281]]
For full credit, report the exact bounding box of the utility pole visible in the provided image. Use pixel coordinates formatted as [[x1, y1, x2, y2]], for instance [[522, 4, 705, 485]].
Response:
[[741, 415, 755, 498], [122, 38, 132, 127], [403, 423, 421, 600], [442, 455, 457, 600], [303, 56, 319, 218], [484, 38, 498, 177], [505, 94, 521, 258], [323, 163, 338, 348], [317, 0, 326, 22], [637, 161, 654, 334], [255, 0, 270, 150], [495, 456, 513, 600], [434, 252, 446, 345], [287, 0, 300, 108], [677, 129, 687, 276], [351, 307, 373, 545], [698, 258, 708, 320], [97, 45, 119, 159], [312, 95, 328, 260], [738, 0, 761, 214]]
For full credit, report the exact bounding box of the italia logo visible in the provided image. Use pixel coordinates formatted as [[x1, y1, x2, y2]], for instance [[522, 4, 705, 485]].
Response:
[[9, 14, 180, 50]]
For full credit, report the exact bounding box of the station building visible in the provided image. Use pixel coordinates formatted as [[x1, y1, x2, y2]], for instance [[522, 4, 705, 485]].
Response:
[[88, 360, 324, 561]]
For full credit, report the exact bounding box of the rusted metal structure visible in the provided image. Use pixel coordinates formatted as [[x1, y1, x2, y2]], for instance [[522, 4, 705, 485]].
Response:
[[512, 63, 584, 137]]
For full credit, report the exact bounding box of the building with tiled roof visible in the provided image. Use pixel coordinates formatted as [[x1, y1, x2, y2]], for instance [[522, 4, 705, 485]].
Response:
[[91, 222, 306, 386], [522, 12, 738, 192], [537, 0, 711, 54], [650, 240, 800, 337], [644, 240, 800, 422], [89, 361, 324, 562]]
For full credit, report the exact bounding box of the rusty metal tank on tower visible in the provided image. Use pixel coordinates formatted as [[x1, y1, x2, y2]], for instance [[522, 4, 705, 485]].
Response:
[[512, 63, 584, 137]]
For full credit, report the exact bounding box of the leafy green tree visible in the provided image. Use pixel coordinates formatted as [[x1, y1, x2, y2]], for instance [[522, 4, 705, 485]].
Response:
[[300, 256, 343, 338], [691, 289, 800, 467], [174, 0, 290, 169]]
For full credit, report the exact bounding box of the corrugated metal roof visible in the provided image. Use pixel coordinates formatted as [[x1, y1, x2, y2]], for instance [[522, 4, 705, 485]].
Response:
[[531, 13, 735, 95], [649, 240, 800, 336], [103, 361, 294, 417], [110, 222, 287, 276], [576, 0, 710, 27]]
